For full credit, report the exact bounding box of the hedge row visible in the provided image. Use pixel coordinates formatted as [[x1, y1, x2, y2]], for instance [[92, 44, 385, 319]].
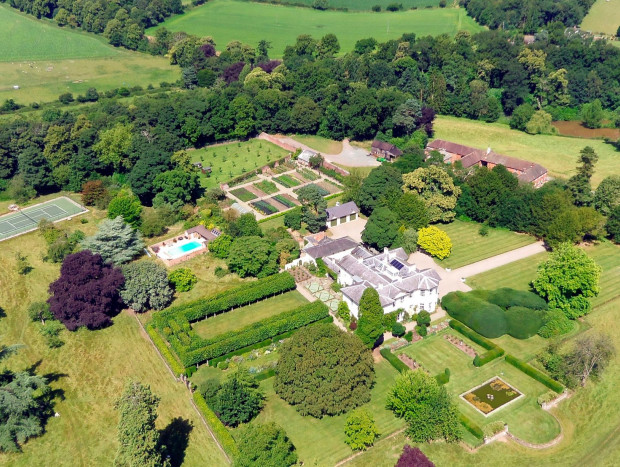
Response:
[[459, 413, 484, 439], [146, 324, 186, 377], [505, 355, 564, 393], [380, 348, 410, 373], [192, 391, 239, 460], [180, 302, 329, 366], [208, 339, 272, 367], [449, 320, 505, 367], [154, 272, 296, 325]]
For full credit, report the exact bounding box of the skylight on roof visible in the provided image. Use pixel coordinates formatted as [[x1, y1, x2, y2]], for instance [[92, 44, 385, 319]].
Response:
[[390, 259, 404, 270]]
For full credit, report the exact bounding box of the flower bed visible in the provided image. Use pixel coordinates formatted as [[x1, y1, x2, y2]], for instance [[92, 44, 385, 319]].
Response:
[[272, 194, 296, 208], [230, 187, 257, 202], [254, 180, 279, 194], [461, 377, 523, 416], [275, 174, 301, 188], [252, 200, 279, 215]]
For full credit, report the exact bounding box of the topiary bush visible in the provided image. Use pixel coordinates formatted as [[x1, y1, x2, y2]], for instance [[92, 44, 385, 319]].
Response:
[[485, 288, 548, 310], [538, 309, 574, 338], [168, 268, 197, 292], [505, 306, 544, 339], [442, 292, 507, 338], [392, 322, 406, 337]]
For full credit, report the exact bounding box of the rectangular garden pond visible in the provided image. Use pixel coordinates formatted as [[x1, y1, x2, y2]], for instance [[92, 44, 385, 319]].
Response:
[[461, 377, 523, 416]]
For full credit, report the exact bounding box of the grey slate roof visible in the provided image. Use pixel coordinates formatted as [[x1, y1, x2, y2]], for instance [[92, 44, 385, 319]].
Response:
[[326, 202, 360, 221], [303, 236, 358, 259]]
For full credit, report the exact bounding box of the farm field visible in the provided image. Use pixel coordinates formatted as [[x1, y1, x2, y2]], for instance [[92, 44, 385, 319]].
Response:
[[253, 360, 405, 465], [350, 297, 620, 467], [259, 0, 441, 10], [437, 220, 537, 269], [191, 291, 309, 339], [149, 0, 483, 56], [581, 0, 620, 35], [0, 195, 226, 466], [190, 139, 290, 189], [434, 116, 620, 187], [0, 5, 179, 104]]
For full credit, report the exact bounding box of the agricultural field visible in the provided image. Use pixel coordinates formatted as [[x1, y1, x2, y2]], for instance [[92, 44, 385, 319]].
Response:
[[396, 332, 560, 444], [149, 0, 483, 56], [190, 139, 290, 189], [192, 290, 308, 339], [253, 360, 405, 465], [437, 220, 537, 269], [0, 194, 226, 466], [260, 0, 442, 10], [434, 116, 620, 187], [581, 0, 620, 35], [0, 5, 179, 104]]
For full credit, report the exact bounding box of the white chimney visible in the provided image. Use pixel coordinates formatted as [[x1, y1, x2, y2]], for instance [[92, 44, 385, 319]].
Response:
[[384, 247, 389, 266], [486, 146, 491, 155]]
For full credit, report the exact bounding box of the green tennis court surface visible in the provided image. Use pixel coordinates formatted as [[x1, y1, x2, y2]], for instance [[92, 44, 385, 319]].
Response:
[[0, 197, 87, 241]]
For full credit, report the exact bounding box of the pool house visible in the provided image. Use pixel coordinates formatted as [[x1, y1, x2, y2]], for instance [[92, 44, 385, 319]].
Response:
[[150, 225, 221, 266]]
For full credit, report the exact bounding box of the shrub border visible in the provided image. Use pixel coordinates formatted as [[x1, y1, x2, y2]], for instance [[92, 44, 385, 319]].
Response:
[[449, 320, 505, 367], [146, 324, 186, 377], [505, 354, 564, 394], [192, 391, 239, 460]]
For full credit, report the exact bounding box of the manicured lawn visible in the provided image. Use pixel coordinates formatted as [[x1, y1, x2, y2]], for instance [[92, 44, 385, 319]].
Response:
[[149, 0, 483, 56], [466, 242, 620, 307], [230, 187, 257, 201], [0, 5, 179, 104], [292, 135, 343, 154], [251, 359, 405, 465], [254, 180, 279, 195], [266, 0, 440, 10], [190, 139, 290, 189], [581, 0, 620, 35], [0, 196, 226, 466], [437, 220, 537, 269], [349, 297, 620, 467], [192, 290, 308, 339], [434, 116, 620, 187], [396, 332, 560, 444]]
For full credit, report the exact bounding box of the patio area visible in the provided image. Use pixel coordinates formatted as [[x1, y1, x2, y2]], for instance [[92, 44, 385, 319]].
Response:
[[304, 278, 341, 312]]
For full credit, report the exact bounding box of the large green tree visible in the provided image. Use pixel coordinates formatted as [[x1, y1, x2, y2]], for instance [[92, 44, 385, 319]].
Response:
[[361, 207, 399, 250], [234, 423, 297, 467], [274, 324, 375, 417], [82, 216, 144, 265], [115, 381, 167, 466], [344, 408, 380, 451], [358, 165, 403, 215], [392, 192, 429, 230], [120, 261, 174, 312], [94, 123, 134, 170], [204, 370, 264, 427], [532, 243, 601, 319], [594, 175, 620, 216], [386, 370, 461, 443], [568, 146, 599, 206], [296, 184, 327, 233], [227, 236, 277, 278], [107, 193, 143, 227], [152, 169, 201, 209], [402, 166, 461, 222], [356, 288, 385, 348]]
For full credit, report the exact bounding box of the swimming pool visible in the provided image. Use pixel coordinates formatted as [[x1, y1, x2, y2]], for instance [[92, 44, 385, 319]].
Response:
[[164, 240, 204, 259]]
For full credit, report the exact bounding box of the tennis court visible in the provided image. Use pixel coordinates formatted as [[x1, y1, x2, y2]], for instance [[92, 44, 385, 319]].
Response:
[[0, 196, 87, 241]]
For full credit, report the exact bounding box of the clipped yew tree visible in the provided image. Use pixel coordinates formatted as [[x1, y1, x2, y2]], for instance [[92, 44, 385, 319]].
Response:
[[48, 250, 125, 331], [274, 324, 375, 418]]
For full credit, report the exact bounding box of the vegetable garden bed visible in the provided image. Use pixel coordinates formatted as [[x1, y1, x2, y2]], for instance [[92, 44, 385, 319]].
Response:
[[275, 174, 301, 188], [254, 180, 279, 194], [230, 187, 257, 202], [252, 200, 279, 215]]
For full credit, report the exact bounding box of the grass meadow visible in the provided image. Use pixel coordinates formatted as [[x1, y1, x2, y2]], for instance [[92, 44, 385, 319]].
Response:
[[0, 5, 179, 104], [434, 116, 620, 187], [0, 194, 227, 466], [581, 0, 620, 35], [192, 290, 308, 339], [149, 0, 483, 56], [291, 134, 343, 154], [437, 220, 537, 269], [190, 139, 290, 189]]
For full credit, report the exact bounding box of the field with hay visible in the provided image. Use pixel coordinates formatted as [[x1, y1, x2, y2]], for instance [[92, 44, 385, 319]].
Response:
[[149, 0, 483, 56], [260, 0, 442, 10], [434, 116, 620, 187], [0, 5, 179, 104], [581, 0, 620, 35]]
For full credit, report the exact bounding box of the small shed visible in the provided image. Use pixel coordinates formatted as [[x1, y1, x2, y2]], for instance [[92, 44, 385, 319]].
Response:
[[325, 201, 360, 228], [371, 140, 403, 161], [297, 149, 317, 166]]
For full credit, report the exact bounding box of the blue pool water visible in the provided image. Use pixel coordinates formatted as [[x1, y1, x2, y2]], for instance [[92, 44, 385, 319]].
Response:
[[166, 241, 203, 259]]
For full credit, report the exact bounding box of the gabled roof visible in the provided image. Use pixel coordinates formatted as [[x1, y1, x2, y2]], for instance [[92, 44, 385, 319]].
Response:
[[186, 225, 221, 241], [371, 140, 403, 156], [303, 236, 357, 259], [326, 201, 359, 221], [298, 149, 317, 163]]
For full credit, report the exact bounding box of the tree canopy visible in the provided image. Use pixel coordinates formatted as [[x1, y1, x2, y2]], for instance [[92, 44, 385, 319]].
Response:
[[234, 423, 297, 467], [402, 166, 461, 223], [296, 184, 327, 233], [532, 243, 601, 319], [417, 226, 452, 260], [361, 207, 399, 250], [48, 250, 125, 331], [227, 236, 278, 278], [356, 288, 385, 348], [344, 408, 380, 451], [358, 165, 403, 215], [274, 324, 375, 418], [82, 216, 145, 265], [386, 370, 461, 443], [202, 370, 264, 427], [120, 261, 174, 312]]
